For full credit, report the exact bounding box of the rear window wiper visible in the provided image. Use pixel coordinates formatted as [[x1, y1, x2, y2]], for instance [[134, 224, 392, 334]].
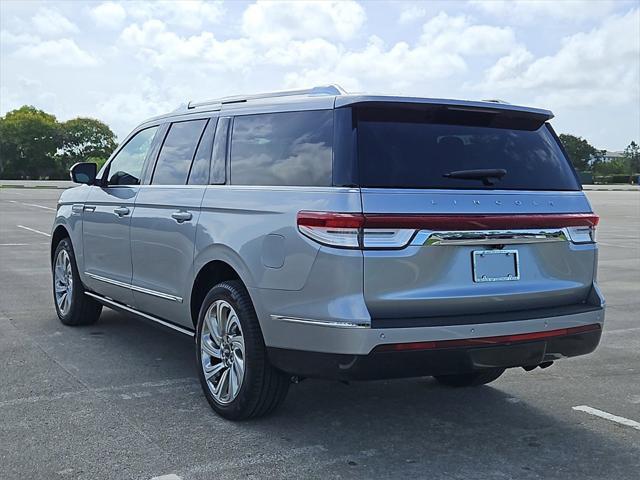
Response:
[[443, 168, 507, 186]]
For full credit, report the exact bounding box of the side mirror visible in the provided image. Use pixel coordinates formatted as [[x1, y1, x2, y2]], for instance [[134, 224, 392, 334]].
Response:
[[70, 162, 97, 185]]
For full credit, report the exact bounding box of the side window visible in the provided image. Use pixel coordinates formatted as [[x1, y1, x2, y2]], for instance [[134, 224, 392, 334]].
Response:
[[152, 119, 208, 185], [188, 118, 217, 185], [230, 110, 333, 186], [210, 117, 230, 184], [107, 126, 158, 186]]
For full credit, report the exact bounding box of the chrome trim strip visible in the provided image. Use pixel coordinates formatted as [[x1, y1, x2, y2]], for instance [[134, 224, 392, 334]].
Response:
[[84, 272, 183, 303], [85, 292, 194, 337], [411, 228, 569, 246], [270, 315, 370, 329]]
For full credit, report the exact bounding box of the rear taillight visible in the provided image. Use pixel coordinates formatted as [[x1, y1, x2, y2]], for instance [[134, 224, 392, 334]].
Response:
[[566, 226, 597, 244], [297, 212, 415, 249], [296, 212, 364, 248], [297, 212, 599, 249]]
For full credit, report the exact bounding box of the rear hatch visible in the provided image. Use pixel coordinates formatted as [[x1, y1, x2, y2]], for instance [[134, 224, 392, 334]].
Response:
[[348, 102, 598, 325]]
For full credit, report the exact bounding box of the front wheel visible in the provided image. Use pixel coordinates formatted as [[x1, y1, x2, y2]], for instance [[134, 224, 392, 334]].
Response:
[[196, 281, 289, 420], [434, 368, 505, 387], [53, 238, 102, 326]]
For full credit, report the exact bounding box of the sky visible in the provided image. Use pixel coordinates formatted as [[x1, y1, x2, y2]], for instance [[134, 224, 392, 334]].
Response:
[[1, 0, 638, 150]]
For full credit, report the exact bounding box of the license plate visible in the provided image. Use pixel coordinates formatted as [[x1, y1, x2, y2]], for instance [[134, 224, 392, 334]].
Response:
[[472, 249, 519, 282]]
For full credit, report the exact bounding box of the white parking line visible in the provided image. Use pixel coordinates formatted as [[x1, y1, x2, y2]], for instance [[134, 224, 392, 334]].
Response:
[[8, 200, 56, 211], [17, 225, 51, 237], [597, 242, 638, 249], [573, 405, 640, 431]]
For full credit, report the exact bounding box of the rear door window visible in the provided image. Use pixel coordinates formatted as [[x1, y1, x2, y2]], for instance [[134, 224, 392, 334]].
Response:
[[356, 106, 580, 191], [152, 119, 208, 185], [230, 110, 333, 186]]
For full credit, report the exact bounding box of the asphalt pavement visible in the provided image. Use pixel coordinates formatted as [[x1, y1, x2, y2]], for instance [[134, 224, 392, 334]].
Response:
[[0, 187, 638, 480]]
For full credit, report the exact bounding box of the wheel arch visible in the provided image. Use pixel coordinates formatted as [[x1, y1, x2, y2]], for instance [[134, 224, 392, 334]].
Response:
[[51, 224, 71, 265], [190, 260, 246, 328]]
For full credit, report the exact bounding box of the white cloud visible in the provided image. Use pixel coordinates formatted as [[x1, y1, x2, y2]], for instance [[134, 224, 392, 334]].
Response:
[[1, 1, 637, 149], [480, 9, 640, 107], [484, 46, 534, 83], [31, 8, 79, 37], [125, 0, 225, 30], [242, 0, 365, 44], [120, 20, 254, 70], [14, 38, 99, 67], [420, 13, 516, 56], [0, 31, 39, 46], [90, 2, 127, 29], [469, 0, 619, 23], [264, 38, 341, 66], [399, 5, 428, 25], [285, 13, 519, 93]]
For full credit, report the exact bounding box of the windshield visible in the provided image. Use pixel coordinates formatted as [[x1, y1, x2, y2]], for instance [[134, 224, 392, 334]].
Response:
[[355, 106, 580, 191]]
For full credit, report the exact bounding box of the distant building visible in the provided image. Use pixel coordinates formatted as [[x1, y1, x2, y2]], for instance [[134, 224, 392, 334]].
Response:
[[601, 151, 625, 163]]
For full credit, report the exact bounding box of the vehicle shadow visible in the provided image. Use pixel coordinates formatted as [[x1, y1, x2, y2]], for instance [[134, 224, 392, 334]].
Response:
[[91, 311, 639, 480]]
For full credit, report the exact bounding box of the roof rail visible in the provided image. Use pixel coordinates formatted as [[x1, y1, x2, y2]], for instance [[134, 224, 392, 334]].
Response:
[[186, 84, 345, 110]]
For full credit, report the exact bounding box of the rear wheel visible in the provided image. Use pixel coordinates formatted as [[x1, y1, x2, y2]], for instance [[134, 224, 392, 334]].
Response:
[[53, 237, 102, 326], [434, 368, 505, 387], [196, 280, 289, 420]]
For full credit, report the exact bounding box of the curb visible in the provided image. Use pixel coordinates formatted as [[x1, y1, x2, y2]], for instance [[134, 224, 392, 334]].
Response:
[[582, 186, 640, 192], [0, 184, 70, 190]]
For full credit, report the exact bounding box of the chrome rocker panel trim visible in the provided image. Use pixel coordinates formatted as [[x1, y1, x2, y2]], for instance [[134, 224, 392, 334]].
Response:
[[270, 315, 370, 329], [85, 272, 183, 303], [85, 291, 194, 337]]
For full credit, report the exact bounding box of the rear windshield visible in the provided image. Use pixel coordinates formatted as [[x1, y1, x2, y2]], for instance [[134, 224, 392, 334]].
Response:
[[356, 106, 580, 191]]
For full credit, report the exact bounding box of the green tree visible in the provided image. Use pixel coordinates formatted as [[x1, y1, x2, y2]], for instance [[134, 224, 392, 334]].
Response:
[[58, 118, 117, 174], [623, 141, 639, 180], [593, 158, 629, 175], [0, 106, 60, 179], [558, 134, 602, 172]]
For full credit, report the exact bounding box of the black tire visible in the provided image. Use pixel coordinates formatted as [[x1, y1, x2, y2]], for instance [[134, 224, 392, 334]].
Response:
[[196, 280, 289, 420], [434, 368, 505, 387], [52, 237, 102, 326]]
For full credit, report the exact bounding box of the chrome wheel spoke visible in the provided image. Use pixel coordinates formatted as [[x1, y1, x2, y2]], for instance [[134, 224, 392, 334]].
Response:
[[203, 361, 225, 381], [205, 313, 221, 345], [201, 337, 221, 359], [229, 364, 239, 396], [229, 334, 244, 352], [217, 301, 228, 337], [59, 292, 68, 311], [232, 354, 244, 382], [214, 368, 230, 399]]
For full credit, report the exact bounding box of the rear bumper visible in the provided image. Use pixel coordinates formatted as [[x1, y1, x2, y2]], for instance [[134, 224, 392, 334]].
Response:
[[268, 324, 602, 381], [263, 303, 605, 356]]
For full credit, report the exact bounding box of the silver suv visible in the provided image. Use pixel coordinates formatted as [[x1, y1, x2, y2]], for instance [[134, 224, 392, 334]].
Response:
[[51, 85, 605, 420]]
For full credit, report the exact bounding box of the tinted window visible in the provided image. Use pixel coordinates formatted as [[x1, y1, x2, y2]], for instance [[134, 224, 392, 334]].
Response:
[[188, 118, 217, 185], [107, 126, 158, 185], [210, 117, 230, 184], [152, 119, 207, 185], [230, 110, 333, 186], [356, 107, 580, 191]]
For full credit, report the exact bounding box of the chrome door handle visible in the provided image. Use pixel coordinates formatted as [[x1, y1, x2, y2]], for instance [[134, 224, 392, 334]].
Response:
[[171, 211, 192, 223], [84, 205, 96, 213], [114, 206, 130, 217]]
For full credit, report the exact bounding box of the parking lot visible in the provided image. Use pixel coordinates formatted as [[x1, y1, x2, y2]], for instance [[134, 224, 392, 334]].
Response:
[[0, 187, 638, 480]]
